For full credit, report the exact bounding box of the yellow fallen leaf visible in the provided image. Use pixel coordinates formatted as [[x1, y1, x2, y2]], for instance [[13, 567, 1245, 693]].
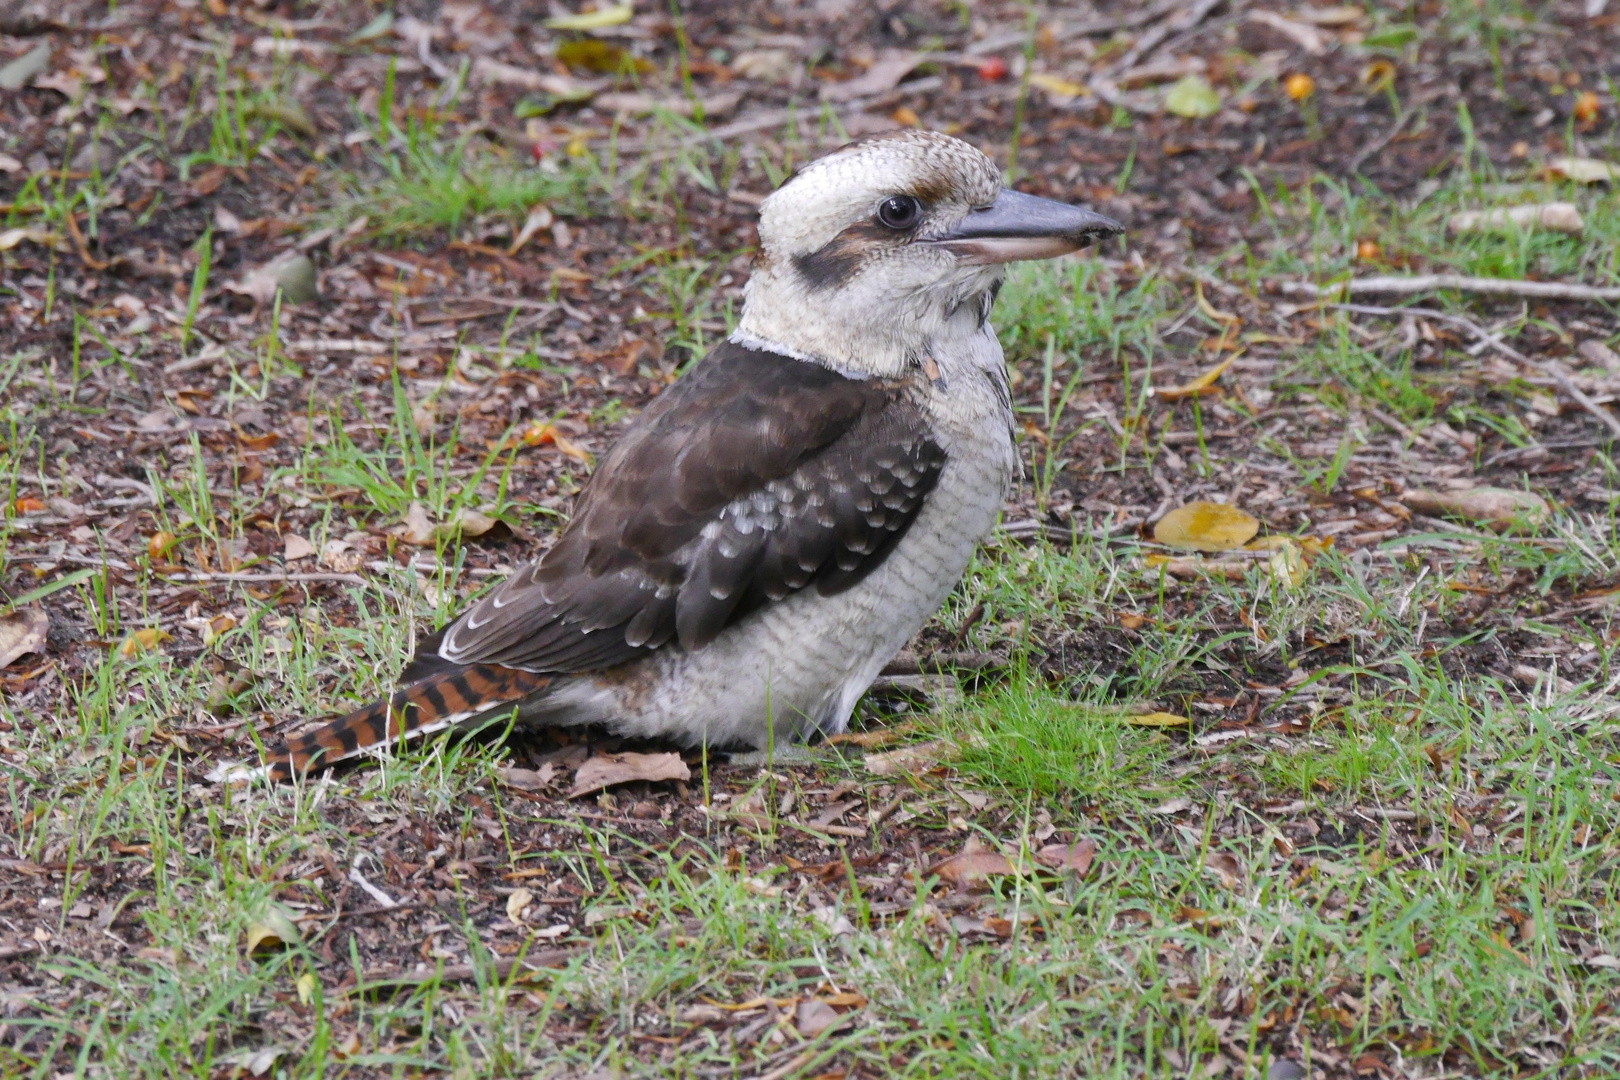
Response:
[[1164, 74, 1220, 118], [1153, 501, 1259, 551], [203, 614, 236, 646], [1298, 535, 1335, 559], [1029, 72, 1086, 101], [296, 971, 319, 1005], [1154, 356, 1234, 401], [1124, 712, 1192, 727], [545, 3, 632, 31], [550, 430, 594, 466], [1259, 537, 1307, 587], [522, 420, 559, 446], [1194, 279, 1239, 324], [506, 888, 534, 923], [117, 627, 174, 658], [246, 907, 301, 956]]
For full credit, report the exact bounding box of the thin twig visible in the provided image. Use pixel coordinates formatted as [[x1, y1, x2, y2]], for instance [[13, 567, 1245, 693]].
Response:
[[158, 570, 373, 586], [1347, 105, 1414, 173], [1109, 0, 1225, 73], [966, 0, 1182, 55], [1282, 276, 1620, 303]]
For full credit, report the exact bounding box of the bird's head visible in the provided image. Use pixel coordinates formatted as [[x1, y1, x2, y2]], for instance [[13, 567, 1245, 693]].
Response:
[[735, 129, 1122, 377]]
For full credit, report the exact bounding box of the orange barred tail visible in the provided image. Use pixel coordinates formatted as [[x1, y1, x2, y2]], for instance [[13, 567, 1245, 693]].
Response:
[[265, 664, 551, 782]]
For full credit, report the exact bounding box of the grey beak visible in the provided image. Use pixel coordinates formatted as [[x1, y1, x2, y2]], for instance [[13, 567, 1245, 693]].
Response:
[[931, 189, 1123, 265]]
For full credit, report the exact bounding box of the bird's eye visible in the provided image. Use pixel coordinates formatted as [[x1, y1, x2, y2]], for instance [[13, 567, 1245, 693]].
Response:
[[876, 195, 922, 230]]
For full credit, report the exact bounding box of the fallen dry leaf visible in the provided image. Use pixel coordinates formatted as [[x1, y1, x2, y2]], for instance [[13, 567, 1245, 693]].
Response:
[[1544, 156, 1619, 184], [1205, 852, 1245, 889], [116, 627, 173, 659], [448, 508, 498, 538], [1163, 73, 1220, 118], [1577, 339, 1620, 375], [1029, 72, 1087, 102], [245, 906, 301, 956], [282, 533, 316, 561], [0, 607, 48, 668], [402, 502, 500, 545], [1573, 91, 1601, 124], [1251, 10, 1328, 53], [1123, 711, 1192, 727], [497, 763, 556, 790], [225, 254, 319, 304], [509, 204, 553, 255], [523, 422, 595, 465], [506, 888, 534, 923], [1403, 487, 1551, 533], [1447, 203, 1584, 235], [569, 751, 690, 797], [796, 998, 844, 1037], [929, 838, 1017, 886], [821, 49, 925, 101], [863, 737, 954, 776], [544, 1, 632, 30], [401, 502, 436, 545], [0, 227, 62, 253], [1154, 356, 1235, 401], [555, 39, 648, 76], [1153, 501, 1260, 551], [1247, 535, 1308, 587], [732, 48, 798, 84], [1296, 5, 1365, 26], [1034, 838, 1097, 875]]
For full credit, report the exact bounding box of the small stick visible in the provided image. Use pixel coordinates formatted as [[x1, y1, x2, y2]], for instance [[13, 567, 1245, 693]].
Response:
[[1108, 0, 1224, 74], [158, 570, 372, 586], [1348, 107, 1414, 173], [1281, 276, 1620, 303]]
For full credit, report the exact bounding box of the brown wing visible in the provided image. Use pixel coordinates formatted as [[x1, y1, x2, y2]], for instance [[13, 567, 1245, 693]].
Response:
[[429, 339, 945, 672]]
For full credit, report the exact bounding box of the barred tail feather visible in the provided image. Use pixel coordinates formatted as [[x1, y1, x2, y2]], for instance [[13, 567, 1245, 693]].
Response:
[[266, 665, 551, 782]]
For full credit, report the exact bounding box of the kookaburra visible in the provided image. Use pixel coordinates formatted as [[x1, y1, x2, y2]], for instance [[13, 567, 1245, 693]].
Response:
[[265, 129, 1121, 780]]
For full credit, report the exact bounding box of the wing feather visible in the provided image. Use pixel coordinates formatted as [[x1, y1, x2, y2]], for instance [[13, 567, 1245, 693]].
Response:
[[430, 340, 945, 672]]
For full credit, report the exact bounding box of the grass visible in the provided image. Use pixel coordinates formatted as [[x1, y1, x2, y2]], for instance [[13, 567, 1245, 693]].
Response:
[[6, 6, 1620, 1077], [330, 127, 597, 240], [17, 278, 1620, 1078]]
